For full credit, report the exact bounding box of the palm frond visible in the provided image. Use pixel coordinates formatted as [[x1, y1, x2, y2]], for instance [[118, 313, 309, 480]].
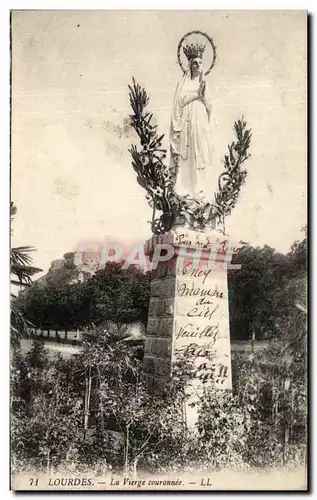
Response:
[[10, 246, 42, 287], [11, 264, 42, 279], [10, 203, 42, 347], [11, 246, 36, 266]]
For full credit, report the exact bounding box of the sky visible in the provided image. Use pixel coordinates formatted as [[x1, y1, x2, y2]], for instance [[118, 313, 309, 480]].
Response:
[[11, 10, 307, 274]]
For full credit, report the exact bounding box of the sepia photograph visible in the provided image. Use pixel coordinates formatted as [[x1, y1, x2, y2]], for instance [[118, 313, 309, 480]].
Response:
[[10, 9, 307, 491]]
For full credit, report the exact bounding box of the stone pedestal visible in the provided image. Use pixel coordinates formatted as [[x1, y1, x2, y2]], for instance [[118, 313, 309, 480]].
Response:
[[143, 228, 238, 426]]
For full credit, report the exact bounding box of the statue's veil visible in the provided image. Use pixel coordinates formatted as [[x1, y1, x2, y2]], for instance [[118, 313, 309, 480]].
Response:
[[170, 65, 191, 164], [171, 65, 190, 132]]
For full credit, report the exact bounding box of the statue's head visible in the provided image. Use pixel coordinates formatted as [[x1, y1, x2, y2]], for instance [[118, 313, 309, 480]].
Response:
[[183, 42, 205, 78], [190, 57, 203, 78]]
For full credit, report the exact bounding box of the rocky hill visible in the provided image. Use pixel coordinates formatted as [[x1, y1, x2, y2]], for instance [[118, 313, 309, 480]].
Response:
[[18, 252, 94, 298]]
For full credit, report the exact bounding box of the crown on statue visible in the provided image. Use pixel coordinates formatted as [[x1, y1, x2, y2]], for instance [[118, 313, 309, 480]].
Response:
[[183, 42, 206, 60]]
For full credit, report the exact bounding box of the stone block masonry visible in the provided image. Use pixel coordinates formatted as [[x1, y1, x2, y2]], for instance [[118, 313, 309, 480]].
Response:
[[143, 227, 238, 426]]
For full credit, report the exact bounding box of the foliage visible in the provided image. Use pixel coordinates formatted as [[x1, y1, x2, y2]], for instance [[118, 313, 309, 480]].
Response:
[[214, 119, 251, 226], [228, 228, 307, 341], [128, 78, 252, 234], [76, 327, 192, 472], [20, 282, 87, 334], [81, 262, 150, 326], [17, 229, 307, 345], [11, 342, 83, 473], [10, 203, 42, 289], [287, 224, 307, 276], [128, 79, 174, 234], [10, 202, 42, 346], [11, 230, 307, 475], [228, 244, 291, 340], [11, 330, 307, 475], [195, 388, 250, 470], [19, 262, 151, 333], [232, 340, 307, 469]]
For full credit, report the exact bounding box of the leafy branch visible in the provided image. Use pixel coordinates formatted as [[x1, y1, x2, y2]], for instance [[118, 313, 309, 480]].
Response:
[[214, 119, 252, 225], [128, 79, 175, 234]]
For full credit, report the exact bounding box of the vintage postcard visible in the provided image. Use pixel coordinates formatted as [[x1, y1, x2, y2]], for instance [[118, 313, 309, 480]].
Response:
[[10, 10, 307, 491]]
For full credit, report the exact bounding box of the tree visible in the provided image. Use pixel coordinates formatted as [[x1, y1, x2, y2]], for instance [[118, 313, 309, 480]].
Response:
[[11, 343, 85, 473], [19, 261, 150, 336], [80, 261, 150, 326], [11, 323, 307, 475], [287, 224, 307, 276], [70, 324, 196, 474], [274, 226, 307, 356], [228, 226, 307, 343], [228, 244, 291, 340], [231, 339, 307, 469], [10, 202, 42, 346], [11, 231, 307, 476], [20, 281, 88, 337], [10, 204, 42, 289]]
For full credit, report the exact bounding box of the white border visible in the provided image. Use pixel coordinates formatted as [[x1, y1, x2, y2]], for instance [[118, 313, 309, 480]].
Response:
[[1, 2, 313, 499]]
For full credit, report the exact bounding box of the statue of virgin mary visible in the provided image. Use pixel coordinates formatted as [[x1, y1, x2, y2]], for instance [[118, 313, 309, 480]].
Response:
[[169, 42, 216, 199]]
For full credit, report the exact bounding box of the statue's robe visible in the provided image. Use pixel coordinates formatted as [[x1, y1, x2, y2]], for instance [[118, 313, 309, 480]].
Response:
[[170, 71, 215, 198]]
